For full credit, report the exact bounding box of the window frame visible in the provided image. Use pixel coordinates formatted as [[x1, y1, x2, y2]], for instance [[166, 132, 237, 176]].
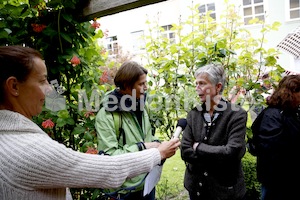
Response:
[[131, 30, 146, 52], [105, 35, 119, 56], [286, 0, 300, 21], [242, 0, 266, 25], [198, 2, 216, 21], [161, 24, 176, 44]]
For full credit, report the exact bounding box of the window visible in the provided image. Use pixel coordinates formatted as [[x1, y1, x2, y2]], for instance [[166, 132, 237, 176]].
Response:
[[289, 0, 300, 20], [106, 36, 118, 56], [242, 0, 265, 25], [198, 3, 216, 20], [131, 30, 145, 52], [161, 25, 175, 44]]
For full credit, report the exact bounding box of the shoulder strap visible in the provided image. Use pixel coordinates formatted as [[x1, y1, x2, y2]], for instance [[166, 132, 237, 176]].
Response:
[[112, 112, 121, 139], [112, 112, 125, 144]]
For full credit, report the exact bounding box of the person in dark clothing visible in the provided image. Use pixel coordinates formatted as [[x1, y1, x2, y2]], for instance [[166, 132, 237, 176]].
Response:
[[181, 64, 247, 200], [248, 75, 300, 200]]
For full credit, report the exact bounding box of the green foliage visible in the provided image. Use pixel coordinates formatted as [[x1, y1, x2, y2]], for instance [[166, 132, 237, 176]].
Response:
[[0, 0, 111, 198], [144, 1, 284, 142], [242, 152, 261, 200], [0, 0, 106, 149], [156, 151, 186, 200], [1, 0, 283, 199]]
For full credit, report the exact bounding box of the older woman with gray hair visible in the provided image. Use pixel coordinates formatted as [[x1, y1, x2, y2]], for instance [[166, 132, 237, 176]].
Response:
[[181, 64, 247, 200]]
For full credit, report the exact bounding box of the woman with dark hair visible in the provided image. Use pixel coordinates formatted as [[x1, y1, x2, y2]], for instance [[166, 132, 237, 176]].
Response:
[[249, 75, 300, 200], [0, 46, 180, 200], [95, 61, 162, 200]]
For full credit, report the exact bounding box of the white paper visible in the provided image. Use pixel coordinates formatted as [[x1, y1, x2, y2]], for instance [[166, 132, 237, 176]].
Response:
[[143, 165, 163, 196]]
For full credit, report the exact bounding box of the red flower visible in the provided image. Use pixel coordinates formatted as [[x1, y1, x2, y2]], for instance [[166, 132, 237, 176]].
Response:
[[91, 18, 100, 29], [42, 119, 55, 129], [99, 70, 110, 84], [31, 23, 47, 33], [86, 147, 98, 154], [70, 55, 80, 67], [84, 111, 95, 118]]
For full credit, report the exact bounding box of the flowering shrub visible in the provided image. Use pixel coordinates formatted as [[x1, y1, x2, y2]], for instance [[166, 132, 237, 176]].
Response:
[[0, 1, 284, 199], [0, 1, 112, 198]]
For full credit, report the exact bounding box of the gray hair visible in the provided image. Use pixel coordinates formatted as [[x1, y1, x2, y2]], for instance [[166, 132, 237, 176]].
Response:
[[194, 64, 226, 94]]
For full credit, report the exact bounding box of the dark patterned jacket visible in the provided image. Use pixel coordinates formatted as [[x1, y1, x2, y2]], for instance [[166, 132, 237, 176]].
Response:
[[181, 99, 247, 200]]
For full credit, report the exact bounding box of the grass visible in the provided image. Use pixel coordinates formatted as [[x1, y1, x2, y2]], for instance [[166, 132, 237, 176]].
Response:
[[156, 150, 188, 200]]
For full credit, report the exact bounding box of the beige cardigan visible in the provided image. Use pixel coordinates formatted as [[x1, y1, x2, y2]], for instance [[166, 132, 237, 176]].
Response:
[[0, 110, 161, 200]]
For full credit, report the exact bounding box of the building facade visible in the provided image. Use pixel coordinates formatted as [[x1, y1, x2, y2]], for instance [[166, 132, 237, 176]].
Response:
[[99, 0, 300, 73]]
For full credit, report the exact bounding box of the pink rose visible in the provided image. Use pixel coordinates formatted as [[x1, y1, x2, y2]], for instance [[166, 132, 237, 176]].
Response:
[[91, 19, 100, 29], [86, 147, 98, 154], [70, 55, 80, 67], [42, 119, 55, 129]]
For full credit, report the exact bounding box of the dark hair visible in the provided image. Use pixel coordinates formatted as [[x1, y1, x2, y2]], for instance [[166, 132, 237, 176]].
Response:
[[114, 61, 148, 90], [267, 75, 300, 109], [0, 45, 43, 103]]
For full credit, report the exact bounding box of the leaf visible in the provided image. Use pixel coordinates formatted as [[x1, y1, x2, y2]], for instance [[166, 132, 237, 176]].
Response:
[[60, 32, 72, 43], [57, 110, 69, 118], [81, 142, 94, 151], [72, 126, 86, 135], [228, 49, 236, 55], [56, 118, 67, 127], [66, 118, 75, 125], [43, 28, 57, 37], [62, 13, 73, 23], [92, 189, 102, 199], [0, 29, 9, 38], [218, 49, 227, 57], [20, 4, 29, 15], [84, 132, 93, 141]]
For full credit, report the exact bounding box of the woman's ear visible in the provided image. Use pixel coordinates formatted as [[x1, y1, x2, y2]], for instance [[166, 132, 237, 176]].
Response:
[[216, 82, 222, 94], [5, 77, 19, 96]]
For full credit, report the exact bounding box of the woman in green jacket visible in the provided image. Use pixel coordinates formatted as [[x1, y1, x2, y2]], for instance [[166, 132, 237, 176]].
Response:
[[95, 61, 160, 200]]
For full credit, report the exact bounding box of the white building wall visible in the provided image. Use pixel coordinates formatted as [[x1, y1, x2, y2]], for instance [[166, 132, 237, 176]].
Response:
[[99, 0, 300, 72]]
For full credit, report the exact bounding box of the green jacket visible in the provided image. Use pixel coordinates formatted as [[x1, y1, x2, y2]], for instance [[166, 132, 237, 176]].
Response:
[[95, 89, 158, 193]]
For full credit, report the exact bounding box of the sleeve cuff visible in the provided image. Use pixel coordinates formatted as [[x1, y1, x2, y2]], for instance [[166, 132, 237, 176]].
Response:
[[136, 142, 146, 151], [152, 139, 161, 143]]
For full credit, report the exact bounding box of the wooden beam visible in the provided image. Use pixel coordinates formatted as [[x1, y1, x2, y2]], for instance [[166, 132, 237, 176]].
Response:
[[82, 0, 167, 20]]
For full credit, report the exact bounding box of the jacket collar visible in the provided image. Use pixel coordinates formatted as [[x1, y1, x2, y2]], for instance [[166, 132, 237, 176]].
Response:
[[200, 97, 227, 113], [104, 89, 146, 112]]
